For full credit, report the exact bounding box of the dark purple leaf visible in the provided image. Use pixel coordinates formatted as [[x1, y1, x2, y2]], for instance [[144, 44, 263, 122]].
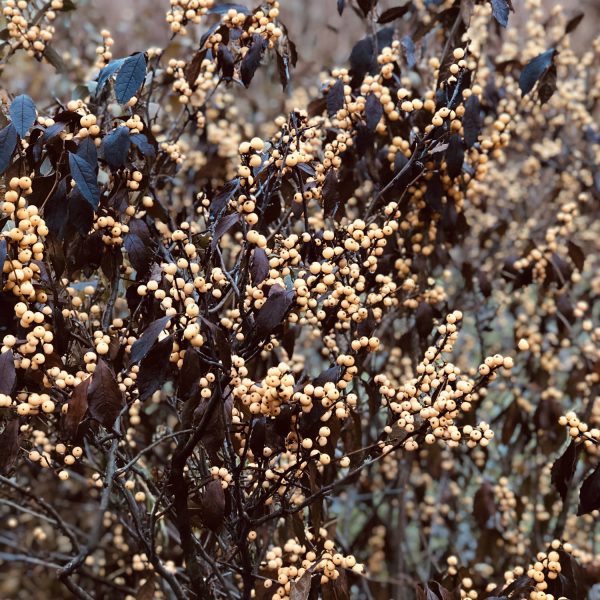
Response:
[[0, 419, 19, 474], [0, 350, 16, 395], [0, 124, 18, 174], [551, 440, 579, 501], [137, 336, 173, 401], [212, 212, 240, 250], [241, 34, 267, 87], [378, 4, 413, 24], [564, 12, 584, 34], [129, 315, 171, 366], [401, 35, 416, 68], [69, 151, 100, 209], [577, 463, 600, 515], [519, 48, 556, 96], [462, 95, 481, 148], [446, 133, 464, 178], [255, 287, 295, 338], [88, 359, 124, 428], [490, 0, 512, 28], [102, 126, 131, 169], [251, 248, 269, 285], [96, 57, 126, 95], [217, 44, 235, 80], [365, 92, 382, 131], [130, 133, 156, 158], [567, 241, 585, 271], [62, 377, 90, 440], [327, 79, 345, 117], [115, 52, 147, 104], [9, 94, 37, 138]]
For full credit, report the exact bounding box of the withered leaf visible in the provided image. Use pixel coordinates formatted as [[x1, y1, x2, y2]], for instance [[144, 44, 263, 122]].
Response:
[[88, 359, 124, 428]]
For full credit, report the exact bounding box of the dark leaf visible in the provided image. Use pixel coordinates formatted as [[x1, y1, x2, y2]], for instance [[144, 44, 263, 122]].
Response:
[[0, 239, 6, 287], [251, 248, 270, 285], [490, 0, 511, 28], [378, 4, 413, 24], [401, 35, 416, 68], [446, 133, 464, 178], [577, 463, 600, 515], [42, 121, 66, 142], [198, 479, 226, 530], [43, 45, 67, 73], [212, 212, 240, 250], [129, 315, 171, 366], [0, 350, 16, 395], [0, 419, 19, 474], [462, 95, 481, 148], [69, 152, 100, 209], [322, 170, 340, 217], [537, 63, 557, 105], [136, 574, 157, 600], [102, 126, 131, 169], [88, 359, 124, 428], [137, 337, 173, 401], [337, 0, 345, 15], [68, 188, 94, 235], [365, 93, 383, 131], [76, 136, 99, 169], [349, 37, 375, 84], [290, 570, 312, 600], [550, 440, 579, 501], [519, 48, 556, 96], [276, 51, 291, 90], [217, 44, 235, 79], [0, 124, 18, 174], [415, 301, 434, 337], [357, 0, 376, 17], [254, 287, 295, 338], [115, 52, 147, 104], [96, 58, 126, 95], [567, 241, 585, 271], [473, 481, 496, 528], [327, 79, 345, 117], [9, 94, 37, 138], [127, 218, 155, 270], [241, 34, 267, 87], [207, 3, 250, 15], [130, 133, 156, 158], [62, 377, 90, 440], [564, 12, 584, 35]]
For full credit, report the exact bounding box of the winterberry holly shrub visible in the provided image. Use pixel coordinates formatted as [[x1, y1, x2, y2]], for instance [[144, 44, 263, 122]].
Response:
[[0, 1, 599, 599]]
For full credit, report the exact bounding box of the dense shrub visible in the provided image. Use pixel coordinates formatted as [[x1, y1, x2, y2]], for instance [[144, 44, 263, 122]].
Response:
[[0, 0, 599, 599]]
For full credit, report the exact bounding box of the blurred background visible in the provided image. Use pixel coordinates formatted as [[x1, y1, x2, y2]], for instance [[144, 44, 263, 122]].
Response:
[[1, 0, 598, 108]]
